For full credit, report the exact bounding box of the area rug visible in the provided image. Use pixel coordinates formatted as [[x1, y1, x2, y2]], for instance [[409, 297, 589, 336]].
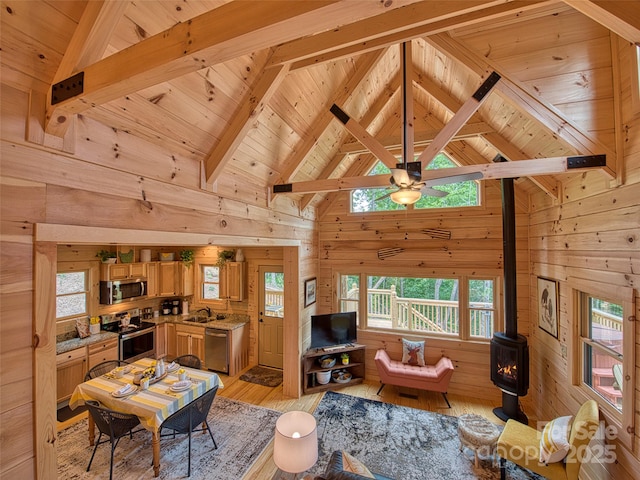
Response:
[[57, 396, 279, 479], [239, 365, 283, 387], [309, 391, 544, 480]]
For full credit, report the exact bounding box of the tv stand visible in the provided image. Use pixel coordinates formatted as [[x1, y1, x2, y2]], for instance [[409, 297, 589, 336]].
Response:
[[303, 344, 365, 394]]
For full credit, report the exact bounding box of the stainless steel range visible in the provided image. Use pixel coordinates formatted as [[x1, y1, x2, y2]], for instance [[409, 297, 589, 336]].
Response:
[[102, 308, 156, 362]]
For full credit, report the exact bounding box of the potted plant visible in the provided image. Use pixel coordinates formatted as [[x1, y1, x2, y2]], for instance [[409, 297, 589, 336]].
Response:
[[96, 249, 117, 263], [341, 353, 350, 365], [216, 250, 235, 267], [180, 249, 194, 268]]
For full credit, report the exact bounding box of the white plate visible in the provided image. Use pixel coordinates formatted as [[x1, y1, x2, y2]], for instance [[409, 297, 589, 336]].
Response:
[[166, 362, 179, 373], [170, 380, 192, 392], [111, 385, 138, 398]]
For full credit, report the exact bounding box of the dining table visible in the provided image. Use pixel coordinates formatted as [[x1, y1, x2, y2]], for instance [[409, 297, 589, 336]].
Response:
[[70, 357, 223, 477]]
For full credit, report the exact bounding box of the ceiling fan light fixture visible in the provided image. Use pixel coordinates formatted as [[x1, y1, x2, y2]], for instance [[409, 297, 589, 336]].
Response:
[[390, 189, 421, 205]]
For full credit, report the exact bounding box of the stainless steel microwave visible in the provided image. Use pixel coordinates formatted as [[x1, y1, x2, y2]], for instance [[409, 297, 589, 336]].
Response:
[[99, 279, 147, 305]]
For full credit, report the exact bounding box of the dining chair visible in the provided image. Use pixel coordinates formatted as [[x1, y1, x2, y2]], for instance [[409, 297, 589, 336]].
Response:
[[174, 354, 202, 369], [85, 400, 145, 480], [84, 360, 129, 381], [159, 385, 218, 477]]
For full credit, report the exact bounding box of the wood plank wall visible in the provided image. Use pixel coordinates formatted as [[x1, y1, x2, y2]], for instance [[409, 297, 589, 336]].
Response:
[[527, 40, 640, 479], [315, 182, 531, 403], [0, 86, 314, 478]]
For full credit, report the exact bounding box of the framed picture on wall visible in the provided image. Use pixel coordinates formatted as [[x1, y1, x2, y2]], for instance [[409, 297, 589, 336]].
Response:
[[304, 278, 317, 307], [537, 277, 559, 338]]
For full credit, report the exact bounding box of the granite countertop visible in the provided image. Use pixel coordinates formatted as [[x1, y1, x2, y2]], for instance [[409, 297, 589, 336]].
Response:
[[56, 331, 119, 355], [145, 313, 249, 331]]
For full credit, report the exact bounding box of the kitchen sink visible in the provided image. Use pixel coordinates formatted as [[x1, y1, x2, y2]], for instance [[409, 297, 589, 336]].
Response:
[[184, 316, 209, 323]]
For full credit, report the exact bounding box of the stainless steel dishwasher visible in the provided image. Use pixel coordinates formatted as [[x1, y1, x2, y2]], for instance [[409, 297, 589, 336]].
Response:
[[205, 328, 228, 373]]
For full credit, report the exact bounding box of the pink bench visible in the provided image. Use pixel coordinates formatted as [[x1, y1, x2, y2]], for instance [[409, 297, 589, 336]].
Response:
[[374, 349, 454, 407]]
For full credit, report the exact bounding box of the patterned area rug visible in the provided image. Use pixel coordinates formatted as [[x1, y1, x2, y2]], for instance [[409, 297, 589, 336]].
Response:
[[309, 391, 544, 480], [57, 396, 279, 479], [239, 365, 283, 387]]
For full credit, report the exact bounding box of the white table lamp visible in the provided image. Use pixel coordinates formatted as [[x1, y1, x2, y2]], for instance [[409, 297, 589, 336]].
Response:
[[273, 411, 318, 479]]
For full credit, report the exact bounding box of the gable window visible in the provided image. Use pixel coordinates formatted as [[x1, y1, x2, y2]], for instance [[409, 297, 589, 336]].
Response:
[[572, 279, 635, 447], [201, 265, 221, 300], [56, 270, 88, 319], [338, 273, 499, 341], [633, 44, 640, 117], [350, 153, 479, 213]]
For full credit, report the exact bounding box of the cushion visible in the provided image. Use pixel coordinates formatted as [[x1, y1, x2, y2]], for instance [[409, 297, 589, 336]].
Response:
[[401, 339, 425, 366], [539, 415, 573, 464], [341, 451, 375, 478]]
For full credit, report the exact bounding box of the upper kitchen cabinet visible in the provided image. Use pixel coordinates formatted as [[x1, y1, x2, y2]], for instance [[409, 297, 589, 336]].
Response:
[[100, 262, 146, 281], [157, 261, 194, 297], [221, 262, 245, 301]]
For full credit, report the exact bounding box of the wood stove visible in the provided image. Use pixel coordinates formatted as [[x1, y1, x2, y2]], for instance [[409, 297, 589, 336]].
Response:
[[490, 162, 529, 423]]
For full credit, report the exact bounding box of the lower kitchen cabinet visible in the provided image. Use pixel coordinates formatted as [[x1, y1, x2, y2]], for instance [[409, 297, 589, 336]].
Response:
[[87, 338, 118, 369], [166, 323, 177, 358], [56, 347, 87, 404], [155, 323, 167, 359], [228, 323, 249, 376], [175, 324, 205, 363]]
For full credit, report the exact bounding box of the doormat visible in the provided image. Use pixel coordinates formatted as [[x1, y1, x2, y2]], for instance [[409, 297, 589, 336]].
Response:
[[239, 365, 283, 387], [57, 404, 87, 423]]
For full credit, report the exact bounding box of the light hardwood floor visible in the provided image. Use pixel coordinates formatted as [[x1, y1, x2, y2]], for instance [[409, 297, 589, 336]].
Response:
[[57, 371, 505, 479]]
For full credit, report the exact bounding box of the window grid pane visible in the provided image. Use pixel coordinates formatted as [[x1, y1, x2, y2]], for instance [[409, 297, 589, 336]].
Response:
[[56, 271, 88, 319], [202, 265, 220, 300]]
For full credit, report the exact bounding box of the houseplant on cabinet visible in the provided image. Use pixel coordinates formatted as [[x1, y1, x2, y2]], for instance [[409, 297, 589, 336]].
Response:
[[217, 250, 235, 267], [180, 249, 194, 268], [96, 249, 117, 263]]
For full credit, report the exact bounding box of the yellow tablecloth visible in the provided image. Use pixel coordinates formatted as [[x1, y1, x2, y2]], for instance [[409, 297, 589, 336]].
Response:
[[70, 358, 223, 432]]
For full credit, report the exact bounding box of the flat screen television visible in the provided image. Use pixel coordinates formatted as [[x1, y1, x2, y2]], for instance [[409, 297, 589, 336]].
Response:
[[310, 311, 357, 349]]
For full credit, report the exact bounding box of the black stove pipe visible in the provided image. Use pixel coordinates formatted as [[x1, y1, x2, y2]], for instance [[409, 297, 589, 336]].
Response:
[[501, 175, 517, 339]]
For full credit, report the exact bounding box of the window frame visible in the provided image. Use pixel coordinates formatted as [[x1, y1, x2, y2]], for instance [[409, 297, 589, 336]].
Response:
[[336, 271, 501, 342], [569, 277, 635, 449], [631, 44, 640, 118], [56, 261, 94, 322], [195, 260, 226, 307]]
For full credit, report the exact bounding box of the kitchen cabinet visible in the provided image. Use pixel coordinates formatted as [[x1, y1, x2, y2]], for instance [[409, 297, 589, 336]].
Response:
[[146, 262, 158, 297], [155, 323, 167, 359], [157, 261, 193, 297], [56, 347, 87, 404], [87, 338, 118, 369], [175, 324, 205, 362], [101, 262, 146, 281], [166, 323, 177, 358], [221, 261, 245, 301], [228, 323, 249, 376]]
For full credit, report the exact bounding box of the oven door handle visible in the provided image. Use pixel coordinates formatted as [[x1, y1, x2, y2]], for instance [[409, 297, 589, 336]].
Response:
[[121, 327, 155, 341]]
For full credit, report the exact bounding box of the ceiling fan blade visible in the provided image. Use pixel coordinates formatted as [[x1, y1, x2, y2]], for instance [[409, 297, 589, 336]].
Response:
[[272, 155, 606, 195], [330, 104, 398, 168], [423, 171, 483, 187], [390, 168, 412, 187], [375, 191, 393, 201], [417, 71, 501, 167], [420, 186, 448, 198]]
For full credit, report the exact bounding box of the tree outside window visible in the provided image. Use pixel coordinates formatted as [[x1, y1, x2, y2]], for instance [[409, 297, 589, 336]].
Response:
[[56, 271, 88, 319]]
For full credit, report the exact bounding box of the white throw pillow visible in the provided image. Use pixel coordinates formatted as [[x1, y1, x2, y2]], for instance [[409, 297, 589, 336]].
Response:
[[539, 415, 573, 464]]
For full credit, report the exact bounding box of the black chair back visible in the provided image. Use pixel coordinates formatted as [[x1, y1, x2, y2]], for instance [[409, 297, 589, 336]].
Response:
[[85, 360, 129, 381], [174, 354, 202, 369]]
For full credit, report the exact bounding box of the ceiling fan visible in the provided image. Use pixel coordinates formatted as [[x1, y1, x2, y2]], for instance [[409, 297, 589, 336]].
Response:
[[272, 42, 607, 202]]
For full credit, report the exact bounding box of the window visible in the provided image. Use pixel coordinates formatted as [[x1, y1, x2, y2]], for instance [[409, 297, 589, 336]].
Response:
[[350, 154, 479, 213], [201, 265, 221, 300], [632, 44, 640, 117], [580, 294, 624, 411], [56, 270, 88, 319], [338, 273, 497, 340], [573, 280, 635, 447]]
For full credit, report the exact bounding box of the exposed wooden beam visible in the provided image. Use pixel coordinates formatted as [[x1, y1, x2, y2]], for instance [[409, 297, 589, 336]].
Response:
[[340, 122, 494, 154], [274, 155, 606, 194], [272, 49, 389, 190], [44, 0, 418, 137], [205, 53, 290, 182], [425, 33, 617, 178], [270, 1, 551, 69], [562, 0, 640, 43], [416, 71, 501, 166]]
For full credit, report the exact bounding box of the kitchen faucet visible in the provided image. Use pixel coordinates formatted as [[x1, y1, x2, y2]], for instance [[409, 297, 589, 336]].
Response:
[[197, 307, 212, 318]]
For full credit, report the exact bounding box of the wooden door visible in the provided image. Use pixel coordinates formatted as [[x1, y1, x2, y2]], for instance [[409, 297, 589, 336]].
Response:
[[191, 332, 205, 363], [155, 323, 166, 359], [166, 323, 177, 358], [176, 330, 190, 356], [258, 266, 284, 369], [147, 262, 158, 297], [158, 262, 177, 296], [56, 357, 86, 403]]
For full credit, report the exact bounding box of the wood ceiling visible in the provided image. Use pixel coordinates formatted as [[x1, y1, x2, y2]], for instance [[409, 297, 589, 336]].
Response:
[[2, 0, 637, 213]]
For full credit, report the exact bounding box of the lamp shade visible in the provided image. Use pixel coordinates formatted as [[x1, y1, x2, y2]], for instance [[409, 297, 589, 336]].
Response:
[[390, 189, 421, 205], [273, 411, 318, 473]]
